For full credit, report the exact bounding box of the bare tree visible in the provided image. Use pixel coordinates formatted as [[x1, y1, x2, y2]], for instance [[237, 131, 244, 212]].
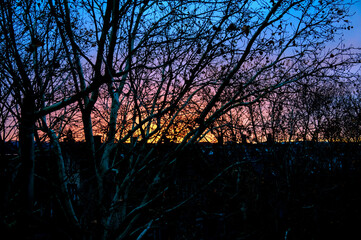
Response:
[[1, 0, 360, 239]]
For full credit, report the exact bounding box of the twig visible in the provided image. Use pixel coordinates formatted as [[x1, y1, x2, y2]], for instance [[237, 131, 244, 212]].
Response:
[[165, 160, 259, 213], [136, 219, 154, 240]]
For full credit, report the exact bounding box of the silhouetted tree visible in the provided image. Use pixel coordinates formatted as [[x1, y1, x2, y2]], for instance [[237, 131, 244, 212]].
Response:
[[1, 0, 360, 239]]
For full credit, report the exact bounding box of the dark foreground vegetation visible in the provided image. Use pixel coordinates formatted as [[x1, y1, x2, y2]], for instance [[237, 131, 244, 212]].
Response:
[[1, 141, 361, 240]]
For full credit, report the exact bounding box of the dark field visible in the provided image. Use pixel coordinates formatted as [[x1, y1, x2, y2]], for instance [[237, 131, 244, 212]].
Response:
[[1, 142, 361, 239]]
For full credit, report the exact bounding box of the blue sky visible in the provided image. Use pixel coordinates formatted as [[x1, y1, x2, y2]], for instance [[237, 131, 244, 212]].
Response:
[[344, 1, 361, 47]]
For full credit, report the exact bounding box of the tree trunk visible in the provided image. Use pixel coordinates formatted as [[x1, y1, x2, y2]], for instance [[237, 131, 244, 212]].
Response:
[[81, 110, 104, 237], [49, 130, 80, 228], [18, 95, 35, 234], [249, 105, 259, 144]]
